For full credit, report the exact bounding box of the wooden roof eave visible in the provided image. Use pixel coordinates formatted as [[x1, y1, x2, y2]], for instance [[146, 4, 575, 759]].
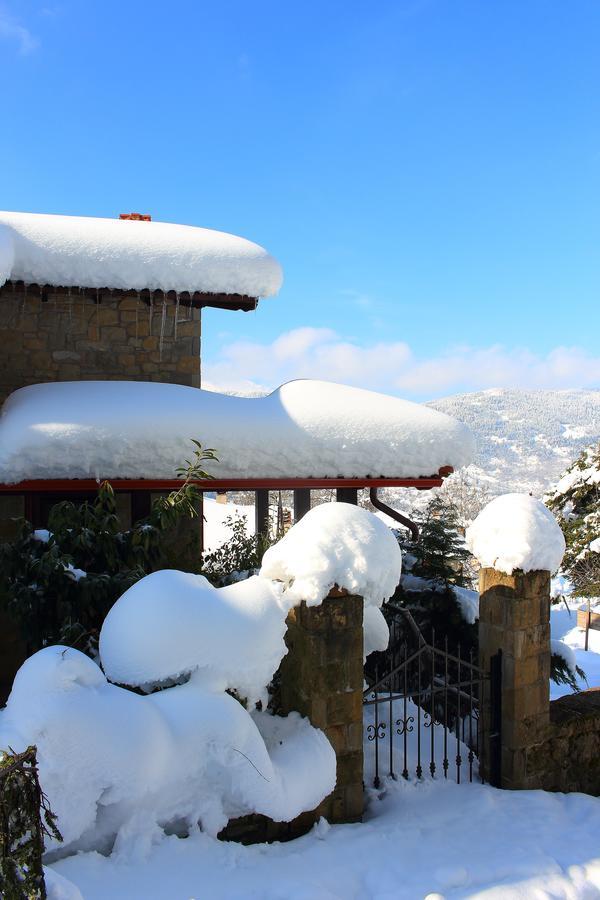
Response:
[[0, 469, 453, 493], [0, 280, 259, 312]]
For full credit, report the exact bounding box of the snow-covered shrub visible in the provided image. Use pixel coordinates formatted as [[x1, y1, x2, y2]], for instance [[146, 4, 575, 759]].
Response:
[[0, 647, 336, 850], [550, 639, 586, 692], [546, 443, 600, 596]]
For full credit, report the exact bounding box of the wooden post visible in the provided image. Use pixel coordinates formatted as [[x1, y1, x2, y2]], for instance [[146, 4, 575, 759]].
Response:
[[131, 490, 152, 523], [255, 490, 270, 539], [336, 488, 358, 504], [293, 488, 311, 522]]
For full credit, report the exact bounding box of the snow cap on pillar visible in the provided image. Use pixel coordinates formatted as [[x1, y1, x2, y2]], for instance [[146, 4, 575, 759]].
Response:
[[466, 493, 565, 575]]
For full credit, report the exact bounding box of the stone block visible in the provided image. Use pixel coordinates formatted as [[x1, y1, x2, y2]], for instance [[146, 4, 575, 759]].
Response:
[[100, 326, 127, 342], [95, 307, 120, 326]]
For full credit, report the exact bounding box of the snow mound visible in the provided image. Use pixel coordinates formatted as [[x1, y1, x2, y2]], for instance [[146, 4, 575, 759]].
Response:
[[260, 502, 401, 655], [0, 646, 335, 849], [44, 867, 84, 900], [0, 210, 282, 297], [99, 572, 288, 705], [0, 378, 475, 482], [466, 493, 565, 574]]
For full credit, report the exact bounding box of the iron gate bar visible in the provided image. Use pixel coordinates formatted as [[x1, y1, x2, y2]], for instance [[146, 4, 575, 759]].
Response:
[[364, 620, 497, 788]]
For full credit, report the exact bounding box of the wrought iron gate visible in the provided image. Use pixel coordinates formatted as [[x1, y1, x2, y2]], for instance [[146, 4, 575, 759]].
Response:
[[363, 608, 501, 788]]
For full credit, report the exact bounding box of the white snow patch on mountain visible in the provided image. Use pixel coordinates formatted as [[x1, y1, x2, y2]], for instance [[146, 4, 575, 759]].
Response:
[[428, 388, 600, 497]]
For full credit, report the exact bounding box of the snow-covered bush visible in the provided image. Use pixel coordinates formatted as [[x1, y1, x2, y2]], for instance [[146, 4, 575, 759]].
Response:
[[0, 646, 336, 850], [546, 443, 600, 596], [550, 638, 586, 692]]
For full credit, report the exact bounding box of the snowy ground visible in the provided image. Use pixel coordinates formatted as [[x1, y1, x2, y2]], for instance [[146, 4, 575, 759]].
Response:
[[50, 776, 600, 899], [550, 598, 600, 700], [43, 517, 600, 899]]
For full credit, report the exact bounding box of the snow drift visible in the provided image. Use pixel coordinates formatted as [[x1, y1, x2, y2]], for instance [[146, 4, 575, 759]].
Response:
[[100, 572, 288, 705], [466, 493, 566, 574], [0, 378, 475, 483], [0, 647, 335, 849], [0, 210, 282, 298]]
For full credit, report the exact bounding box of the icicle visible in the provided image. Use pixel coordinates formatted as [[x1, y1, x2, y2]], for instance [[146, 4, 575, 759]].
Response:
[[174, 293, 180, 340], [135, 302, 139, 343], [148, 294, 153, 335], [159, 297, 167, 361]]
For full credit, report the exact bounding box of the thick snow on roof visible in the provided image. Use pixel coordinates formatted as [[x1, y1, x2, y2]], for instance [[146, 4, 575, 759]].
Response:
[[0, 210, 282, 297], [466, 493, 566, 574], [0, 379, 475, 482]]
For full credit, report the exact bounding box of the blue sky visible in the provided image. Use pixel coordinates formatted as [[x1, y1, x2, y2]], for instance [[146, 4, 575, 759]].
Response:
[[1, 0, 599, 399]]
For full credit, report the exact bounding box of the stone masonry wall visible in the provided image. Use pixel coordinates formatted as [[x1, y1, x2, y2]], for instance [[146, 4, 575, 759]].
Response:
[[478, 567, 551, 790], [529, 688, 600, 795], [479, 566, 600, 795], [219, 590, 365, 845], [0, 289, 201, 406], [278, 590, 364, 824]]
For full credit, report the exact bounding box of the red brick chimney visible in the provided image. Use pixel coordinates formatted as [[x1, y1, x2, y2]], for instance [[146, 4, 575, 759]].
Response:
[[119, 213, 152, 221]]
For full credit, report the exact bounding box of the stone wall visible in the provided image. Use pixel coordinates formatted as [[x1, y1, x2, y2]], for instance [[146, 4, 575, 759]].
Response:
[[278, 590, 364, 825], [528, 689, 600, 794], [479, 566, 600, 795], [0, 288, 201, 406], [220, 590, 365, 844], [478, 567, 551, 789]]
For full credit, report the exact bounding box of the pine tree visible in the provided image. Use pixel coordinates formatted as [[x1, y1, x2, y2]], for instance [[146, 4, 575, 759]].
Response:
[[546, 442, 600, 596], [411, 494, 472, 588]]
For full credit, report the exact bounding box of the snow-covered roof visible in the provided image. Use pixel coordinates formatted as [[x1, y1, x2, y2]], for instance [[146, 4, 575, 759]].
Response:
[[466, 493, 566, 575], [0, 379, 475, 483], [0, 210, 282, 298]]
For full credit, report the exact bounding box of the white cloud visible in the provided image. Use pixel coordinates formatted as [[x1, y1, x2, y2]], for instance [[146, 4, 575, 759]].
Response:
[[0, 7, 38, 54], [202, 327, 600, 399]]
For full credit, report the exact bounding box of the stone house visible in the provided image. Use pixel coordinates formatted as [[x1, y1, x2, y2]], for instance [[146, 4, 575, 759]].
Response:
[[0, 210, 283, 407]]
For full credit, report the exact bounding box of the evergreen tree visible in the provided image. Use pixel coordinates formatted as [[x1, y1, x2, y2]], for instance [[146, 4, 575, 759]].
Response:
[[411, 494, 472, 588], [546, 442, 600, 596]]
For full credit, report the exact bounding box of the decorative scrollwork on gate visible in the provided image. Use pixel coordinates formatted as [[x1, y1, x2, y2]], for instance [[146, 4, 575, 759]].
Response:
[[367, 722, 386, 741], [395, 716, 414, 736]]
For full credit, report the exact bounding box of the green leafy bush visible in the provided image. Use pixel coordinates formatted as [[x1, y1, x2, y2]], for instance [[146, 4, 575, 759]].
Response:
[[201, 514, 271, 587], [0, 442, 216, 656]]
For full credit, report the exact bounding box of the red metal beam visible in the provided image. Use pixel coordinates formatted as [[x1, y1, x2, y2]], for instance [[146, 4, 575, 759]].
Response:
[[0, 475, 448, 493]]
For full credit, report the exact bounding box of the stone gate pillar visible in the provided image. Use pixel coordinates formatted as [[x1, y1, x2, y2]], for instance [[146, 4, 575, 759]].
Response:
[[278, 588, 364, 823], [478, 568, 551, 789]]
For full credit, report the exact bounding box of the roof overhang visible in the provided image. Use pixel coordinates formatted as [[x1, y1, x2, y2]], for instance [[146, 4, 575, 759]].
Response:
[[0, 280, 259, 312], [0, 470, 453, 493]]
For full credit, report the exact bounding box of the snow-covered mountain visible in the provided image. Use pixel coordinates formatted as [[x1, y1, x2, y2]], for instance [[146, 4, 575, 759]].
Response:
[[428, 389, 600, 497]]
